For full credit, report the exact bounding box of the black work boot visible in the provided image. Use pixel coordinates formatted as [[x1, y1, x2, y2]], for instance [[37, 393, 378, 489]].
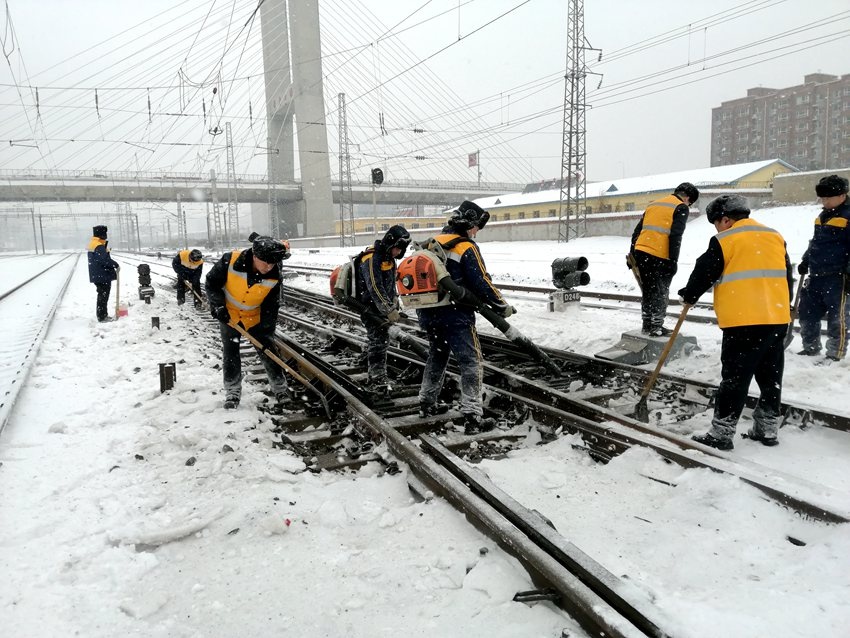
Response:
[[797, 348, 819, 356], [744, 429, 778, 447], [691, 431, 733, 451], [463, 414, 495, 436], [223, 393, 240, 410], [418, 402, 450, 418]]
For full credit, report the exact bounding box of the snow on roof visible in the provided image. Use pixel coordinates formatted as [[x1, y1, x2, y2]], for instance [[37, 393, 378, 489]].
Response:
[[474, 159, 795, 209]]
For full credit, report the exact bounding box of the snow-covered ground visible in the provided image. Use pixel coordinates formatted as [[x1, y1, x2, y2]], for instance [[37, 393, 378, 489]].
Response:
[[1, 203, 848, 637]]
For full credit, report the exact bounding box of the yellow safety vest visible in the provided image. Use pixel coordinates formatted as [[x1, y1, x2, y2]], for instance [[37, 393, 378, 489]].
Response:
[[178, 249, 203, 269], [223, 251, 278, 329], [635, 194, 683, 259], [87, 237, 107, 251], [713, 218, 790, 329]]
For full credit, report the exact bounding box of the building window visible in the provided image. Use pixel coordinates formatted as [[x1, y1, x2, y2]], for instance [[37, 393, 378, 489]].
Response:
[[365, 225, 374, 232], [549, 209, 556, 217], [503, 213, 511, 221], [518, 211, 526, 219], [411, 223, 419, 229], [625, 202, 635, 211], [532, 210, 540, 218], [490, 214, 497, 221], [381, 223, 390, 231]]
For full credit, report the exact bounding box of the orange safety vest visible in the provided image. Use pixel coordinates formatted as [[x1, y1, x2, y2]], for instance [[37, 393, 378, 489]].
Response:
[[713, 218, 790, 329], [178, 249, 203, 269], [634, 194, 683, 260], [223, 251, 278, 329]]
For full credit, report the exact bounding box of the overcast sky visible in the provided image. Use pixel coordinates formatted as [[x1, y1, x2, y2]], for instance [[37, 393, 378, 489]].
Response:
[[1, 0, 848, 194]]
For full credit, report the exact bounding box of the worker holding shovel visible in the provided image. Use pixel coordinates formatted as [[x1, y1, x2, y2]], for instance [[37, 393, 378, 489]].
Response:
[[205, 232, 291, 410], [172, 248, 205, 308], [678, 195, 793, 450]]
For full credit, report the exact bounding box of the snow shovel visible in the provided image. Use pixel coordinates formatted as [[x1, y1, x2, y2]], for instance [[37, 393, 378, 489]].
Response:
[[184, 281, 207, 308], [634, 304, 691, 422], [783, 273, 806, 350], [228, 321, 332, 419]]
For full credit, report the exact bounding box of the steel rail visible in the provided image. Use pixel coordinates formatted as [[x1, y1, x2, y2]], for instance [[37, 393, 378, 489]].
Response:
[[0, 254, 75, 302], [281, 283, 850, 434], [0, 254, 79, 435], [279, 307, 850, 525], [268, 328, 668, 638]]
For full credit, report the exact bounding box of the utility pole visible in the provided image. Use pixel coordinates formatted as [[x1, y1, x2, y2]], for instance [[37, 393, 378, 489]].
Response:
[[177, 194, 187, 249], [38, 214, 45, 253], [210, 169, 223, 248], [557, 0, 599, 243], [225, 122, 240, 240], [337, 93, 355, 247], [29, 206, 38, 254], [267, 135, 278, 236]]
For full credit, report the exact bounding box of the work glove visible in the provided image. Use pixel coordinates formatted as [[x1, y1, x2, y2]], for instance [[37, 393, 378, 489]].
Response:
[[625, 254, 633, 270], [386, 310, 401, 324], [213, 305, 230, 323], [492, 303, 516, 318], [677, 288, 696, 306], [797, 262, 808, 275]]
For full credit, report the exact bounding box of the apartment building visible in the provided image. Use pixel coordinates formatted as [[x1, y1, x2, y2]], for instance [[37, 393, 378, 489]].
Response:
[[711, 73, 850, 171]]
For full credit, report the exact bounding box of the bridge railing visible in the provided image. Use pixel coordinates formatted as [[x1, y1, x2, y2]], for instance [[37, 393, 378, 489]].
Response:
[[0, 168, 524, 193]]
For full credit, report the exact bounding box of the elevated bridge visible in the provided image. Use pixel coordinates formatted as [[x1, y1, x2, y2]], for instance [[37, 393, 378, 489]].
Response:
[[0, 169, 523, 207]]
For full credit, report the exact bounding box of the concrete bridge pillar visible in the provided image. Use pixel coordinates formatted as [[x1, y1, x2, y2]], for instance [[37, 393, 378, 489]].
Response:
[[260, 0, 333, 238]]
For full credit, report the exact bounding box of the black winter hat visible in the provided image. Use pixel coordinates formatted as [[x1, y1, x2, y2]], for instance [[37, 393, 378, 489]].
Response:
[[815, 174, 849, 197], [705, 195, 750, 223], [92, 225, 108, 239], [248, 231, 290, 263], [447, 200, 490, 231], [379, 225, 411, 257], [674, 182, 700, 204], [189, 249, 203, 262]]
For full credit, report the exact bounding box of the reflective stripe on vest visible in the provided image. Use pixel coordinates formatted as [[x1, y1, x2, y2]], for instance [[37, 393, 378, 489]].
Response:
[[434, 233, 504, 302], [634, 194, 682, 259], [179, 249, 203, 269], [224, 251, 278, 329], [815, 216, 849, 228], [713, 219, 790, 329]]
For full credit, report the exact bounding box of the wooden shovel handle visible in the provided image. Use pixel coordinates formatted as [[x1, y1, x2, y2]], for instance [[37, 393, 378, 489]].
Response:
[[639, 304, 691, 400]]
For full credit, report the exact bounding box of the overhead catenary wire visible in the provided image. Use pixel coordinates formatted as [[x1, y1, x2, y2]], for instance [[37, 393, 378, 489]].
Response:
[[0, 0, 845, 184]]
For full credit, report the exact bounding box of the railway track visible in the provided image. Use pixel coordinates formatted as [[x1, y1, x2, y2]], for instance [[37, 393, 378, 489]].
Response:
[[0, 253, 78, 434], [115, 253, 850, 637]]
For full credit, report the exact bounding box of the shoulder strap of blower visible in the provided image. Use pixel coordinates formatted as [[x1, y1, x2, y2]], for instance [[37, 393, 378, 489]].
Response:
[[418, 235, 468, 263], [330, 249, 369, 303]]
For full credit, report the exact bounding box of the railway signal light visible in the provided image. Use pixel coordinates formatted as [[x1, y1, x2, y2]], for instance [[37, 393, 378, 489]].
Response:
[[551, 256, 589, 290]]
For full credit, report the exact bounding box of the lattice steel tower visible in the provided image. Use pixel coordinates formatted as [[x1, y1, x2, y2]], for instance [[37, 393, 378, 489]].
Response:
[[337, 93, 355, 248], [225, 122, 240, 242], [558, 0, 591, 243]]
